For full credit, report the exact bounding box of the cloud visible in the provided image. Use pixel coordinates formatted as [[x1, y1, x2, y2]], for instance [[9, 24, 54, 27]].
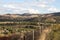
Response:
[[0, 0, 59, 14], [3, 4, 16, 9], [28, 8, 39, 14], [48, 0, 55, 2], [39, 0, 55, 2], [48, 7, 60, 12], [18, 8, 40, 14], [0, 4, 40, 14], [29, 0, 55, 8], [37, 3, 48, 8]]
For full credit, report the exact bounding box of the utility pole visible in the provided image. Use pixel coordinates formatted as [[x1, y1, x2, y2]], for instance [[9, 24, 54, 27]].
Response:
[[33, 30, 34, 40]]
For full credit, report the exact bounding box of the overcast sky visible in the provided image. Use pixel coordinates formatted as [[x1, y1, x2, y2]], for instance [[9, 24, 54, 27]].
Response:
[[0, 0, 60, 14]]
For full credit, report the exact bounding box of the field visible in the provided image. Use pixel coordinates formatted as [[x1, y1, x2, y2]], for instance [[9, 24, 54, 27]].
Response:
[[0, 13, 60, 40]]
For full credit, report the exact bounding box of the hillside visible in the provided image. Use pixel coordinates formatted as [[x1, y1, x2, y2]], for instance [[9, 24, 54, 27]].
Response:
[[0, 12, 60, 23], [0, 12, 60, 40]]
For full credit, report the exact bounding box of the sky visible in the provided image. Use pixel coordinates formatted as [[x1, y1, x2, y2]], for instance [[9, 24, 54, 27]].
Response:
[[0, 0, 60, 14]]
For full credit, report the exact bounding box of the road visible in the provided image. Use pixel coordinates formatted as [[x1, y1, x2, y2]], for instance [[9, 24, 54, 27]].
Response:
[[38, 27, 51, 40]]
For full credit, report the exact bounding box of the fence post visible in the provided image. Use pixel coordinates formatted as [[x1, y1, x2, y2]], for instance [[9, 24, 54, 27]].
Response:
[[33, 30, 34, 40]]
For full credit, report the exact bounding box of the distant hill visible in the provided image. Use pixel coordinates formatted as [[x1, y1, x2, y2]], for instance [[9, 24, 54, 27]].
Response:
[[52, 12, 60, 16], [0, 12, 60, 22]]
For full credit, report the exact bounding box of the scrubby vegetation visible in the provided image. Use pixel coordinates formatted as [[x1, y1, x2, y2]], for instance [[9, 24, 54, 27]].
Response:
[[47, 24, 60, 40], [0, 12, 60, 40]]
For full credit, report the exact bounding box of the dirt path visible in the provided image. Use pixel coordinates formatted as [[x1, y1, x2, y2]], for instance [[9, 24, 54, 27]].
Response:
[[38, 27, 51, 40]]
